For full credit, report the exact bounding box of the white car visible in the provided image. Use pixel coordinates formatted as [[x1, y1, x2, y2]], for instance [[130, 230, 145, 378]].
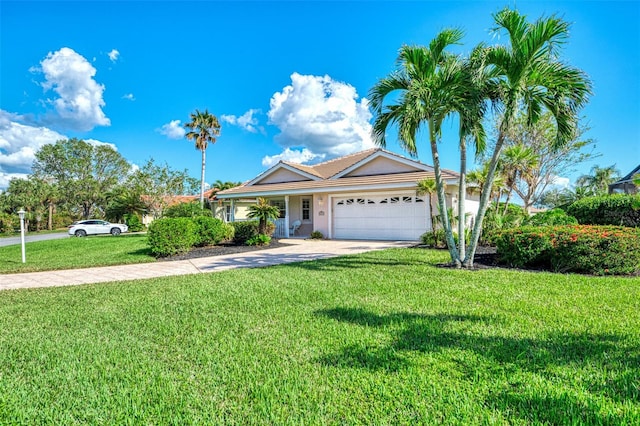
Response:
[[68, 220, 128, 237]]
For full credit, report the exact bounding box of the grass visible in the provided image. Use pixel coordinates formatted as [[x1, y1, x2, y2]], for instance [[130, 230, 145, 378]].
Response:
[[0, 248, 638, 424], [0, 234, 155, 273]]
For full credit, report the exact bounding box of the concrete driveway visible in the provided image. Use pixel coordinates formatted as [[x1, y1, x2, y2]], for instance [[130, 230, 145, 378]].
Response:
[[0, 239, 414, 291]]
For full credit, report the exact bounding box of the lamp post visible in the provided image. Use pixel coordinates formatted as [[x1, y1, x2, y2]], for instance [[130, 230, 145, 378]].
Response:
[[18, 209, 26, 263]]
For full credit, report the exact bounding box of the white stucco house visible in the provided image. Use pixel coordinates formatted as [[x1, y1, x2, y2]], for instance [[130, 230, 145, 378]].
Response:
[[216, 148, 479, 240]]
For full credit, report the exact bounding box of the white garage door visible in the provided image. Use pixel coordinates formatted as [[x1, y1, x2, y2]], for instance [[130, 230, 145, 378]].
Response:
[[332, 193, 429, 240]]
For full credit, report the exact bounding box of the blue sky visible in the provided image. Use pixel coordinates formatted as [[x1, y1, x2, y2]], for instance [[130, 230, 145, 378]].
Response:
[[1, 1, 638, 191]]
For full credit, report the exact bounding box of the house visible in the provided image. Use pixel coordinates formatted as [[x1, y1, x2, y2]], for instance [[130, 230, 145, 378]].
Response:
[[609, 164, 640, 195], [216, 148, 479, 240]]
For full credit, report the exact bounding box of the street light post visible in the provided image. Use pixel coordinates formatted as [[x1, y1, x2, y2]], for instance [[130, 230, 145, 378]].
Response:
[[18, 209, 26, 263]]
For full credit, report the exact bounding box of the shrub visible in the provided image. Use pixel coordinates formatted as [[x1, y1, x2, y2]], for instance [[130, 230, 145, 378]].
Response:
[[192, 216, 234, 247], [310, 230, 324, 239], [524, 208, 578, 226], [481, 203, 528, 245], [147, 217, 197, 257], [0, 213, 16, 234], [420, 229, 445, 248], [163, 202, 212, 218], [566, 194, 640, 227], [231, 221, 260, 245], [246, 234, 271, 246], [494, 225, 640, 275], [124, 213, 145, 232]]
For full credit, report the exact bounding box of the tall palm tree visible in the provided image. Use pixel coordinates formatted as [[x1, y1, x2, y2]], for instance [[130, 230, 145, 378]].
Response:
[[370, 29, 469, 265], [184, 109, 221, 207], [499, 144, 539, 214], [576, 165, 620, 196], [464, 7, 592, 267]]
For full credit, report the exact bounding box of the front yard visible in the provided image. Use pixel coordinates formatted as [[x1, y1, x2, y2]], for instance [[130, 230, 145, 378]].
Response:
[[0, 248, 638, 424]]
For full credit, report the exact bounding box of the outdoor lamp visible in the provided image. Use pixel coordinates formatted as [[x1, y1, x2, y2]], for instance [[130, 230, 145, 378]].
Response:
[[18, 209, 26, 263]]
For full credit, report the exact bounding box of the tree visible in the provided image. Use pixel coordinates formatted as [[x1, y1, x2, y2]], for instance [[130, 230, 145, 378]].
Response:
[[576, 165, 620, 196], [247, 197, 280, 235], [370, 29, 472, 265], [184, 109, 221, 208], [464, 8, 592, 267], [32, 138, 131, 219], [126, 159, 199, 220], [498, 144, 538, 214]]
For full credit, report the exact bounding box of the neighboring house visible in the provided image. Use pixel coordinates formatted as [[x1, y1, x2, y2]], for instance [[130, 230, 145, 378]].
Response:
[[609, 164, 640, 195], [216, 148, 479, 240]]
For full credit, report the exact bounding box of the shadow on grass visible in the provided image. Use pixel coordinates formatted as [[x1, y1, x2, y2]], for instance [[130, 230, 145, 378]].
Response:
[[314, 306, 639, 422], [285, 253, 428, 271]]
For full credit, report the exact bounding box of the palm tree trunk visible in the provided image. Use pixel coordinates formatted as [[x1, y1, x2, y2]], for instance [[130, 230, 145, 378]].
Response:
[[464, 131, 506, 268], [200, 148, 206, 208], [457, 138, 466, 262], [429, 122, 460, 266], [48, 201, 53, 230]]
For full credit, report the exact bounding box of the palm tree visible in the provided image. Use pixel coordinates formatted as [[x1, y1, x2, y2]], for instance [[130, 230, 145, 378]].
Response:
[[499, 144, 539, 214], [247, 197, 281, 235], [464, 7, 592, 267], [633, 173, 640, 188], [370, 29, 470, 265], [576, 165, 620, 196], [416, 178, 438, 231], [184, 109, 221, 207]]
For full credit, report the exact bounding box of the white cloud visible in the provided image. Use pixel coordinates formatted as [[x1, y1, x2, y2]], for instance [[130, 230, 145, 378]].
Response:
[[122, 93, 135, 101], [221, 109, 264, 134], [0, 172, 29, 189], [158, 120, 185, 139], [0, 110, 66, 188], [84, 138, 118, 151], [36, 47, 110, 131], [264, 72, 374, 167], [108, 49, 120, 62], [552, 176, 571, 189], [262, 148, 325, 168]]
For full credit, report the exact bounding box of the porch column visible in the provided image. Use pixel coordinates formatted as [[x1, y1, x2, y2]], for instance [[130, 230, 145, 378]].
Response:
[[285, 195, 290, 238], [230, 199, 235, 222]]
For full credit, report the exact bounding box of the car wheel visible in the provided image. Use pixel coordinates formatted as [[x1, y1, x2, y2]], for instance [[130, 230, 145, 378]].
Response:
[[110, 228, 121, 236], [75, 229, 87, 237]]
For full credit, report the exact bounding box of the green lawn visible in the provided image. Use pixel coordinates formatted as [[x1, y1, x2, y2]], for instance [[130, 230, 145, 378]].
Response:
[[0, 248, 638, 424], [0, 234, 155, 273]]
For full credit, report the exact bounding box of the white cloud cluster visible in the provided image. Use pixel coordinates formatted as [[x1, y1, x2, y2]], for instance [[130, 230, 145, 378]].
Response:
[[221, 109, 264, 134], [122, 93, 135, 101], [108, 49, 120, 62], [264, 73, 374, 166], [158, 120, 185, 139], [262, 148, 325, 167], [0, 110, 65, 187], [37, 47, 110, 131]]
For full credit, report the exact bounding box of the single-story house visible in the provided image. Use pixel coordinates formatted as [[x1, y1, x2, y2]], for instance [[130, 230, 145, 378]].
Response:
[[608, 164, 640, 195], [216, 148, 479, 240]]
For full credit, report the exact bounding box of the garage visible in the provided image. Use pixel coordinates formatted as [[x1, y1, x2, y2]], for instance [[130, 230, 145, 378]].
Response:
[[332, 193, 430, 240]]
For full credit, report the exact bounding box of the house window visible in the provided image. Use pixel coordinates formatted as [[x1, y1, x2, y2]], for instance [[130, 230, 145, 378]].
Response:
[[269, 199, 286, 218], [225, 205, 231, 222], [302, 198, 311, 221]]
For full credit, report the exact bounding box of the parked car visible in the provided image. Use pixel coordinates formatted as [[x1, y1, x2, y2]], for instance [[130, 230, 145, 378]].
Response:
[[68, 220, 128, 237]]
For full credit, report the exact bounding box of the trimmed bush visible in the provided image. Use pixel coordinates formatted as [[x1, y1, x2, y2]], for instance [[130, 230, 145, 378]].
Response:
[[124, 213, 145, 232], [163, 202, 213, 218], [246, 234, 271, 246], [231, 221, 260, 245], [148, 217, 197, 257], [310, 230, 324, 239], [524, 208, 578, 226], [566, 194, 640, 227], [494, 225, 640, 275], [192, 216, 234, 247]]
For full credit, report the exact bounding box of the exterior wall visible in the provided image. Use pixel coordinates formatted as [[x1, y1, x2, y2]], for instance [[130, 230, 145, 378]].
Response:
[[344, 156, 420, 177], [257, 168, 311, 185], [313, 193, 329, 236]]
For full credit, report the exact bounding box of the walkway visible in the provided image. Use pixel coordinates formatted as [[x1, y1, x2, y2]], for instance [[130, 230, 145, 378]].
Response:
[[0, 239, 413, 291]]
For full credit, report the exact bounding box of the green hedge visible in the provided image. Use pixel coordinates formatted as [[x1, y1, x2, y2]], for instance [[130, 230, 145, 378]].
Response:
[[192, 216, 234, 247], [494, 225, 640, 275], [163, 202, 213, 218], [231, 220, 275, 245], [566, 194, 640, 227], [148, 218, 197, 257], [523, 208, 578, 226]]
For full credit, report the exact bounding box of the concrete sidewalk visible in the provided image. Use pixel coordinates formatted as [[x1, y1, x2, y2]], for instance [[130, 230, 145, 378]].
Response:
[[0, 239, 413, 291]]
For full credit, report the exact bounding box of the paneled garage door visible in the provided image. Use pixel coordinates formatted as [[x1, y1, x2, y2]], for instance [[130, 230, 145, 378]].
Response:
[[332, 193, 429, 240]]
